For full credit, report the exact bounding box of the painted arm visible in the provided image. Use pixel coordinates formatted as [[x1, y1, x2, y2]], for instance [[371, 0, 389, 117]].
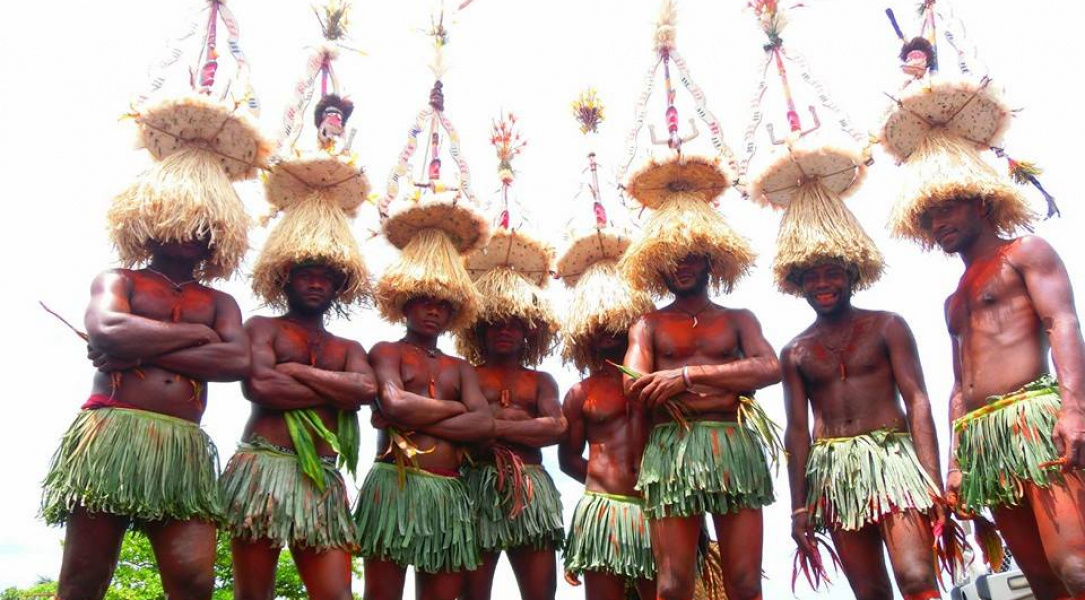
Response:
[[781, 344, 816, 556], [622, 316, 654, 397], [148, 292, 251, 381], [1017, 236, 1085, 467], [279, 341, 378, 411], [945, 297, 967, 505], [885, 314, 943, 491], [242, 318, 327, 410], [85, 270, 219, 358], [558, 383, 588, 483], [370, 342, 466, 428], [495, 372, 567, 448], [416, 360, 496, 444]]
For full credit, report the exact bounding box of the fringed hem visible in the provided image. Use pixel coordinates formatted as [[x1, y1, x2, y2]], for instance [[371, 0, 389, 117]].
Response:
[[560, 260, 655, 374], [41, 408, 221, 525], [954, 376, 1078, 510], [219, 442, 356, 551], [454, 266, 560, 367], [564, 492, 654, 580], [353, 463, 480, 573], [619, 193, 755, 297], [805, 430, 939, 532], [463, 463, 565, 552], [636, 422, 774, 519]]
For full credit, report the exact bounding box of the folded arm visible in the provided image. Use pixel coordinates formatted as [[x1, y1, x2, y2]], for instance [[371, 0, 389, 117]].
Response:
[[280, 341, 378, 411], [370, 342, 466, 428], [495, 373, 567, 448], [242, 317, 326, 410], [417, 361, 495, 444], [147, 292, 250, 382]]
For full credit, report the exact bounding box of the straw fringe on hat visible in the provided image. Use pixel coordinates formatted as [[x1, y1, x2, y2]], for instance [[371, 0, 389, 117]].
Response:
[[107, 147, 251, 282], [624, 155, 733, 210], [889, 129, 1035, 248], [375, 228, 480, 331], [620, 192, 755, 297], [562, 260, 655, 374], [773, 181, 884, 295]]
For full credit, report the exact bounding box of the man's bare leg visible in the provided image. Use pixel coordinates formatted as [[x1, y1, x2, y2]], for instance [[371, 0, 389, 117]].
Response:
[[1027, 476, 1085, 596], [649, 516, 700, 600], [880, 511, 939, 600], [363, 558, 406, 600], [582, 571, 625, 600], [991, 500, 1068, 600], [232, 539, 282, 600], [144, 518, 217, 600], [292, 546, 353, 600], [415, 570, 463, 600], [507, 545, 557, 600], [462, 551, 500, 600], [57, 507, 129, 600], [830, 526, 893, 600], [711, 508, 763, 600]]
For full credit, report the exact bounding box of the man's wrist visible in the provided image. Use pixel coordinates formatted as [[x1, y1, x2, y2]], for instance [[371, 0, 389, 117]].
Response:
[[682, 366, 693, 390]]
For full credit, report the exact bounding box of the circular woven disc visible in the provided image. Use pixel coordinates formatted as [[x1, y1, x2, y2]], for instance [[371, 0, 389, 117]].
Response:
[[752, 147, 862, 208], [625, 156, 730, 209], [383, 197, 489, 254], [138, 96, 267, 181], [556, 228, 631, 287], [882, 79, 1009, 162], [265, 155, 370, 213], [466, 228, 553, 287]]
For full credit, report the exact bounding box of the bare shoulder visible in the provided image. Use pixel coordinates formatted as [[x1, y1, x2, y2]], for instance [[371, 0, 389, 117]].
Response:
[[1009, 235, 1063, 269], [724, 306, 760, 325], [369, 340, 400, 359], [209, 287, 243, 312], [90, 268, 134, 292], [563, 378, 587, 408]]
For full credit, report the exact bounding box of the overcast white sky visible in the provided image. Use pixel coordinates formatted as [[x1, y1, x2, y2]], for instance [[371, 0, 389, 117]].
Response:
[[1, 1, 1082, 598]]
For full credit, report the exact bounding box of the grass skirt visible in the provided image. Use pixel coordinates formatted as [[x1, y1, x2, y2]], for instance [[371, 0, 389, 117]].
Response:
[[353, 462, 480, 573], [41, 408, 221, 525], [954, 376, 1080, 509], [463, 463, 565, 552], [219, 440, 356, 551], [806, 430, 938, 531], [564, 491, 654, 580], [637, 422, 773, 519]]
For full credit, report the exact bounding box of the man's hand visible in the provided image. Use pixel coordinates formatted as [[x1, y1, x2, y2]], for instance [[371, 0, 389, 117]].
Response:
[[370, 409, 391, 430], [564, 571, 581, 587], [87, 345, 141, 372], [630, 368, 686, 408], [1053, 406, 1085, 470], [791, 511, 816, 557], [944, 470, 972, 519]]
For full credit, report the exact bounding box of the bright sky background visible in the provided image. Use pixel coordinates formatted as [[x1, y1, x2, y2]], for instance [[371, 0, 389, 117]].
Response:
[[1, 1, 1082, 599]]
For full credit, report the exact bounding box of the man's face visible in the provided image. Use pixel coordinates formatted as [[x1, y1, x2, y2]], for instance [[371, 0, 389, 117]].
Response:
[[403, 296, 454, 337], [920, 197, 983, 253], [284, 264, 341, 315], [483, 318, 527, 358], [663, 254, 711, 296], [800, 263, 853, 316], [150, 235, 212, 262], [592, 330, 627, 355]]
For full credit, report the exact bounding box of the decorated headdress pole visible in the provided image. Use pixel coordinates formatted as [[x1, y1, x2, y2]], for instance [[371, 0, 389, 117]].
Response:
[[557, 90, 654, 373], [618, 0, 754, 297], [109, 0, 271, 282], [253, 0, 371, 312], [374, 6, 487, 331], [742, 1, 883, 296]]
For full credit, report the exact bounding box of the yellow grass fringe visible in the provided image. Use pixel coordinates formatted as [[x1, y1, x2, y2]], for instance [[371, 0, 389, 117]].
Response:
[[890, 129, 1035, 248], [454, 266, 559, 366], [620, 192, 755, 297], [562, 260, 655, 374], [375, 228, 480, 331], [107, 147, 250, 282], [773, 181, 884, 295]]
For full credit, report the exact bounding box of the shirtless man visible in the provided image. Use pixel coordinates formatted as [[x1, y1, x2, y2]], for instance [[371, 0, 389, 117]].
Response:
[[220, 264, 377, 600], [561, 329, 656, 600], [782, 261, 943, 600], [354, 296, 495, 600], [41, 237, 250, 600], [624, 253, 781, 600], [462, 318, 566, 600], [925, 198, 1085, 599]]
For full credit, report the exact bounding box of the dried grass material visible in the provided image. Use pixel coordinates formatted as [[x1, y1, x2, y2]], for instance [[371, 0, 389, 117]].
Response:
[[107, 147, 250, 281], [251, 191, 371, 309], [625, 155, 733, 210], [619, 193, 755, 297], [562, 260, 655, 374], [453, 266, 559, 367], [890, 129, 1035, 248], [465, 228, 554, 288], [773, 181, 884, 296], [747, 140, 867, 209], [880, 75, 1010, 164], [383, 192, 490, 255], [375, 228, 480, 331], [555, 227, 631, 288], [135, 94, 272, 181], [263, 153, 369, 216]]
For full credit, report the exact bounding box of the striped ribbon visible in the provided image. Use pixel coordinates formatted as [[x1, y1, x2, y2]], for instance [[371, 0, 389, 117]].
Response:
[[381, 107, 432, 217]]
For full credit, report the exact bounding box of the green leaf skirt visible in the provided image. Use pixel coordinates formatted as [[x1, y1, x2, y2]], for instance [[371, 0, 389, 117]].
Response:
[[463, 462, 565, 552], [41, 407, 221, 525], [806, 430, 939, 531], [353, 462, 480, 573], [636, 421, 774, 519], [564, 491, 654, 580], [219, 439, 356, 552]]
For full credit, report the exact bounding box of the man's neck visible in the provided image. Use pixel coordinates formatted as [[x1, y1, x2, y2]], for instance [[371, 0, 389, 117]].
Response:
[[147, 256, 199, 283], [670, 288, 712, 312], [959, 229, 1005, 267], [815, 303, 856, 328], [283, 308, 326, 332], [484, 352, 522, 369], [403, 328, 440, 350]]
